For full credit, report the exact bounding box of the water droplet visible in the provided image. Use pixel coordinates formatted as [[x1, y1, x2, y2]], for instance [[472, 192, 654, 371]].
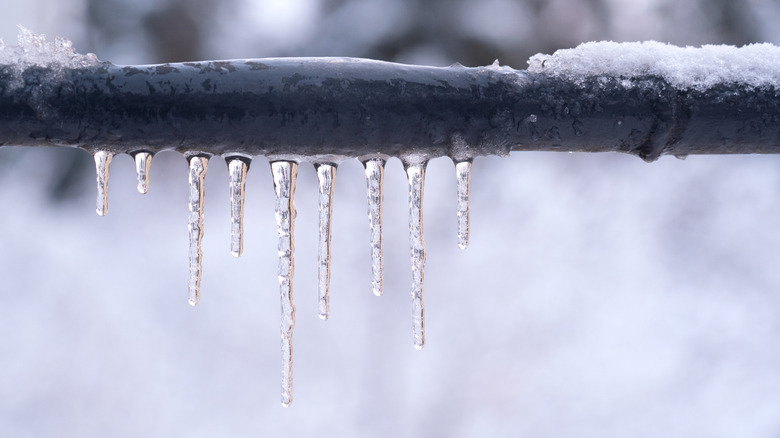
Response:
[[227, 157, 249, 258], [363, 159, 385, 297], [134, 151, 152, 194], [93, 150, 113, 216], [187, 155, 209, 307], [455, 161, 471, 250], [271, 161, 298, 407], [316, 163, 337, 320], [406, 162, 427, 350]]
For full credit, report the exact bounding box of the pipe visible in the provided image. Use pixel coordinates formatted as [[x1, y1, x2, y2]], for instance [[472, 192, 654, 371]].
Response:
[[0, 57, 777, 162]]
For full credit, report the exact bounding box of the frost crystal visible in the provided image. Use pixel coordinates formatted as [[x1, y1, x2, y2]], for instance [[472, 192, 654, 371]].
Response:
[[528, 41, 780, 90]]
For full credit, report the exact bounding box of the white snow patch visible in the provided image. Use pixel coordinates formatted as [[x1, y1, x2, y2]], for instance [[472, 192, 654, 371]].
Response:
[[0, 25, 99, 69], [527, 41, 780, 90]]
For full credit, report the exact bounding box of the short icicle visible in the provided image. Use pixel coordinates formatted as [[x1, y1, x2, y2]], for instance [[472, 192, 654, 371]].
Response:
[[187, 155, 209, 307], [93, 150, 113, 216], [455, 161, 472, 250], [316, 163, 337, 320], [272, 161, 298, 407], [406, 162, 427, 350], [363, 159, 385, 297], [228, 157, 249, 258], [134, 151, 153, 194]]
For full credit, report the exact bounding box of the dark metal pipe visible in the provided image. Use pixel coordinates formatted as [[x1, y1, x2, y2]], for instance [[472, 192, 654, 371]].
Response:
[[0, 58, 777, 161]]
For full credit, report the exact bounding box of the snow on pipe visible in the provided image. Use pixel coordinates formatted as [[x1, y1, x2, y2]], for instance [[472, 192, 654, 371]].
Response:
[[3, 32, 780, 405]]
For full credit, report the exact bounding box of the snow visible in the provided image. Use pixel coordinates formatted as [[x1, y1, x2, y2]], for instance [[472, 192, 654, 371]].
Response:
[[527, 41, 780, 90], [0, 25, 98, 69]]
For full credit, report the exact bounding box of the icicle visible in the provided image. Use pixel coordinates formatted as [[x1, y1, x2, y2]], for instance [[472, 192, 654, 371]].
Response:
[[406, 162, 427, 350], [455, 161, 471, 250], [316, 163, 337, 320], [93, 150, 113, 216], [187, 155, 209, 307], [363, 158, 385, 297], [134, 151, 153, 194], [228, 157, 249, 258], [272, 161, 298, 407]]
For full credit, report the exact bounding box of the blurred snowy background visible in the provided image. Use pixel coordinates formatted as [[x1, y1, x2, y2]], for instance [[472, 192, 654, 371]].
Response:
[[2, 0, 780, 437]]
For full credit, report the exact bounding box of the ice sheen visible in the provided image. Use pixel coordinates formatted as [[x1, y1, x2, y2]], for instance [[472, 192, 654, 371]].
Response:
[[527, 41, 780, 90]]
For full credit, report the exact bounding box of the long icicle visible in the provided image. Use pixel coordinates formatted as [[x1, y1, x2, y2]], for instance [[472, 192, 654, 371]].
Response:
[[406, 162, 427, 350], [228, 157, 249, 258], [134, 151, 153, 194], [187, 155, 209, 306], [455, 161, 471, 250], [272, 161, 298, 407], [363, 158, 385, 297], [93, 150, 113, 216], [316, 163, 337, 320]]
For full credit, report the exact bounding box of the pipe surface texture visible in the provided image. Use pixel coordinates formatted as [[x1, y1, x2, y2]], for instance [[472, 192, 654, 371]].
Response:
[[0, 57, 777, 162]]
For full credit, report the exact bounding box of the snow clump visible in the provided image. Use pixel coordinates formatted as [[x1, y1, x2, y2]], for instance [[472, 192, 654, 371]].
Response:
[[528, 41, 780, 91]]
